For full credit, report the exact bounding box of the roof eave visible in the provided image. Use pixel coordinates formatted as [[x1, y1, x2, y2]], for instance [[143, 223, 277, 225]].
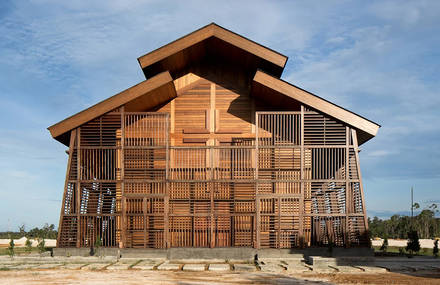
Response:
[[252, 70, 380, 144], [48, 71, 176, 145]]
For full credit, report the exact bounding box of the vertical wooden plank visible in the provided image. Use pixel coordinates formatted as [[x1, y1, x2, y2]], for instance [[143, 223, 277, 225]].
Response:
[[165, 113, 170, 248], [120, 105, 126, 248], [215, 109, 220, 133], [255, 112, 260, 249], [345, 126, 350, 247], [76, 128, 81, 247], [209, 83, 215, 248], [57, 129, 77, 246], [122, 196, 127, 248], [299, 106, 304, 247], [210, 148, 215, 248], [143, 197, 147, 248], [209, 83, 215, 132], [351, 129, 369, 232], [170, 99, 175, 151], [278, 197, 281, 248]]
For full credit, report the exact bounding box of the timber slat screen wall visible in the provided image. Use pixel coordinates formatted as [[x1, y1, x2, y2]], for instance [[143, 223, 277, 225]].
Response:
[[52, 23, 378, 249], [57, 95, 368, 248]]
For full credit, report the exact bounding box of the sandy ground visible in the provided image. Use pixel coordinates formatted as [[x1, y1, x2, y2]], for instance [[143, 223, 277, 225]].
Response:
[[0, 238, 57, 247], [1, 270, 440, 285], [371, 239, 437, 249]]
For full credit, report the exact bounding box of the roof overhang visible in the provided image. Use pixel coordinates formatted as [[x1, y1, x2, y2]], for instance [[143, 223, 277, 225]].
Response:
[[138, 23, 288, 80], [48, 71, 176, 145], [252, 71, 380, 145]]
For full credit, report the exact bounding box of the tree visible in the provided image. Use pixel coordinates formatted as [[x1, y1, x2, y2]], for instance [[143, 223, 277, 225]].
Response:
[[18, 224, 26, 237], [8, 238, 15, 258], [380, 237, 388, 252], [25, 238, 33, 253], [37, 238, 46, 254], [412, 203, 420, 210], [406, 230, 421, 256], [434, 239, 439, 258], [27, 223, 57, 240]]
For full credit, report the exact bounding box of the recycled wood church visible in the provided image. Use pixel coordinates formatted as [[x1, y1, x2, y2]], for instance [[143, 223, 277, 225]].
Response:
[[49, 23, 379, 249]]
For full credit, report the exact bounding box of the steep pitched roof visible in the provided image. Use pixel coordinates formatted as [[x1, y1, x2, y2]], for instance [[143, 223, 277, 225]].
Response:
[[252, 70, 380, 145], [138, 23, 288, 79], [48, 71, 176, 144], [48, 24, 379, 146]]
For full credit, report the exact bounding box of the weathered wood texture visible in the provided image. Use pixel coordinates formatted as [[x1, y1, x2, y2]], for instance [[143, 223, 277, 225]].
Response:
[[57, 78, 369, 248]]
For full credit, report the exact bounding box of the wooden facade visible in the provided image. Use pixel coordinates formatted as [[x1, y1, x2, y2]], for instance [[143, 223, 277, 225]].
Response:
[[49, 23, 379, 249]]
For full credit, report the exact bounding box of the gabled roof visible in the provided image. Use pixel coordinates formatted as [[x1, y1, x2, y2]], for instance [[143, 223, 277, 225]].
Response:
[[48, 71, 176, 144], [48, 24, 379, 146], [252, 70, 380, 145], [138, 23, 288, 79]]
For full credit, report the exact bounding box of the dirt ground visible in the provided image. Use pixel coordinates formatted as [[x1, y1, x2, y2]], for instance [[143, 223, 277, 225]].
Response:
[[1, 270, 440, 285]]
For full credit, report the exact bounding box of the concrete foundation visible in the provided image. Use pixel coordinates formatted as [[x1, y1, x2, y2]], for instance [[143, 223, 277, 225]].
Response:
[[53, 247, 120, 257], [53, 246, 373, 260], [168, 248, 255, 260]]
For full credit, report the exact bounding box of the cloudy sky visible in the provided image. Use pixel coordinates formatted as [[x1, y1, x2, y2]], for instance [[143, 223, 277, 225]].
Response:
[[0, 0, 439, 231]]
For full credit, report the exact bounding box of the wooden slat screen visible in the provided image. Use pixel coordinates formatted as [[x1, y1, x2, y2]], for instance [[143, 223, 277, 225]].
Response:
[[57, 104, 368, 248]]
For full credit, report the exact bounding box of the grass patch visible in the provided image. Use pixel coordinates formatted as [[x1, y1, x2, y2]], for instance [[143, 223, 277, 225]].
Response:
[[127, 259, 143, 269]]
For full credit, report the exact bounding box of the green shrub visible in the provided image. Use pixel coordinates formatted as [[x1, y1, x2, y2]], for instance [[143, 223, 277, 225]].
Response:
[[25, 238, 32, 253], [398, 247, 406, 256], [94, 235, 103, 258], [37, 238, 46, 253], [7, 238, 15, 258], [406, 230, 421, 256], [380, 237, 388, 252], [434, 239, 439, 258]]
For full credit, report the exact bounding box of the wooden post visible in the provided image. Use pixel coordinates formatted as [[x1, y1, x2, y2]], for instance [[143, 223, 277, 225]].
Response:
[[210, 148, 215, 248], [165, 113, 170, 248], [345, 126, 350, 247], [209, 83, 215, 248], [299, 106, 305, 247], [120, 106, 126, 248], [76, 128, 81, 247], [255, 112, 260, 249], [143, 197, 147, 248], [351, 129, 369, 232], [278, 197, 281, 248], [57, 129, 76, 246]]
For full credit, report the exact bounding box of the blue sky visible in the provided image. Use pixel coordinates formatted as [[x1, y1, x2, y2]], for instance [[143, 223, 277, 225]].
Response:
[[0, 0, 439, 231]]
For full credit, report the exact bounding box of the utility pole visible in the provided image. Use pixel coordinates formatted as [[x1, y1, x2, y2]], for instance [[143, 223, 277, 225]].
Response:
[[411, 186, 414, 218]]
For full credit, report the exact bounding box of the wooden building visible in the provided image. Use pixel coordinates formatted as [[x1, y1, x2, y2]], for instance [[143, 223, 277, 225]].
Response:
[[48, 23, 379, 249]]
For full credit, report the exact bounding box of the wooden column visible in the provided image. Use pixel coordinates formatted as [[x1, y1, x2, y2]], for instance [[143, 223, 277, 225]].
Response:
[[209, 83, 215, 248], [76, 128, 81, 247], [210, 148, 215, 248], [164, 113, 170, 248], [345, 126, 350, 247], [57, 129, 76, 246], [143, 197, 147, 248], [120, 106, 126, 248], [351, 129, 369, 232], [255, 112, 260, 249], [299, 105, 305, 247]]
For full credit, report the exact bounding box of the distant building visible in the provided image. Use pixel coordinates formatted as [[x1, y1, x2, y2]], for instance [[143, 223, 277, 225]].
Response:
[[48, 23, 379, 249]]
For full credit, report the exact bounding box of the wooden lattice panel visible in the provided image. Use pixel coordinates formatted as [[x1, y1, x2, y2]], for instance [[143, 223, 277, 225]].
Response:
[[57, 84, 369, 249]]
